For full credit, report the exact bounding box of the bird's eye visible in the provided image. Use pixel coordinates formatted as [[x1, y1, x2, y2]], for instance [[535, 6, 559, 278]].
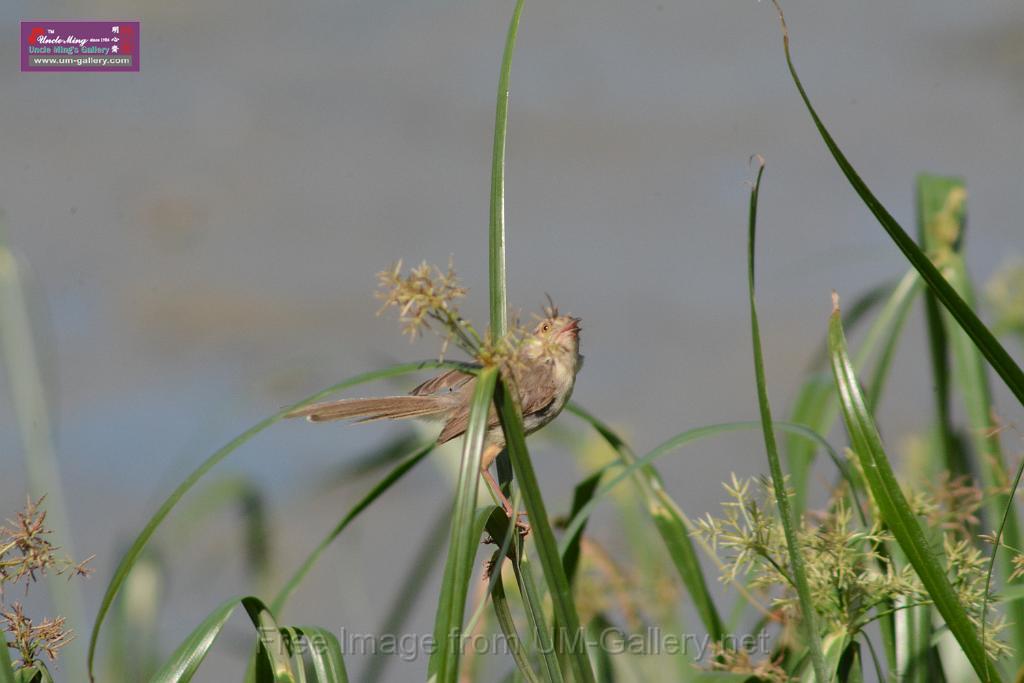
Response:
[[541, 323, 551, 332]]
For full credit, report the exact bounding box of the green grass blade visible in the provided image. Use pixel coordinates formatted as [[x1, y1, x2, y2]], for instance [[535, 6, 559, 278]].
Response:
[[916, 176, 964, 477], [561, 470, 604, 585], [770, 1, 1024, 412], [87, 359, 458, 680], [788, 268, 920, 513], [292, 627, 348, 683], [242, 599, 295, 682], [805, 282, 892, 371], [828, 298, 998, 680], [280, 628, 307, 683], [746, 159, 827, 683], [0, 632, 15, 683], [484, 506, 564, 682], [10, 667, 45, 683], [488, 0, 526, 337], [151, 596, 294, 683], [837, 641, 864, 683], [427, 505, 495, 681], [429, 367, 499, 681], [516, 555, 565, 682], [586, 615, 615, 683], [270, 441, 436, 613], [495, 378, 595, 683], [491, 572, 544, 683]]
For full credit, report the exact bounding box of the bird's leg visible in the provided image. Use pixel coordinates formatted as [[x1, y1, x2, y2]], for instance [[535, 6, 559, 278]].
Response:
[[480, 467, 515, 517], [480, 444, 530, 535]]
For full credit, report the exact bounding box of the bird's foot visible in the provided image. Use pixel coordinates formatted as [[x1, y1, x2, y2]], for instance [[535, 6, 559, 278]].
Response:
[[513, 512, 531, 537]]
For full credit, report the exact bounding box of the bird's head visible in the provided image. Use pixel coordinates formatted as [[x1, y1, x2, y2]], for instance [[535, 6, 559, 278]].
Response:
[[520, 312, 582, 370], [532, 314, 580, 347]]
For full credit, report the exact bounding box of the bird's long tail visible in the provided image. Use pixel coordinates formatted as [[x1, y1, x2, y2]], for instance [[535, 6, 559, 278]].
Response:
[[285, 395, 450, 423]]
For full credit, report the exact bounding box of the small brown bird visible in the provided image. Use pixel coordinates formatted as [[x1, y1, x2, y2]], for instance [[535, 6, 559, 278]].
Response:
[[286, 313, 583, 527]]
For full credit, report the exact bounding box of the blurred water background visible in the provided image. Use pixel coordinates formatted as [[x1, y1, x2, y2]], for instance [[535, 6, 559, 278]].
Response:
[[1, 0, 1022, 680]]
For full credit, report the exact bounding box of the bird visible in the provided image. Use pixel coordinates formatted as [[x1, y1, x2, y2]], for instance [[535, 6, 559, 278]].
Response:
[[286, 312, 583, 530]]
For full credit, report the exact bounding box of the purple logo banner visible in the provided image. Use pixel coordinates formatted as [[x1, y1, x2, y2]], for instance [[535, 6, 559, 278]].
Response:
[[21, 20, 139, 72]]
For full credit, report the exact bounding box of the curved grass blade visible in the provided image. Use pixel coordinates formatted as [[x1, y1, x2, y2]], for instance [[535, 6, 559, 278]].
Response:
[[746, 159, 827, 683], [770, 1, 1024, 412], [495, 378, 595, 683], [270, 441, 436, 613], [279, 628, 307, 683], [428, 366, 499, 681], [491, 570, 544, 683], [516, 555, 565, 682], [488, 0, 526, 337], [245, 600, 296, 682], [151, 596, 294, 683], [87, 359, 461, 680], [828, 297, 999, 681], [287, 627, 348, 683]]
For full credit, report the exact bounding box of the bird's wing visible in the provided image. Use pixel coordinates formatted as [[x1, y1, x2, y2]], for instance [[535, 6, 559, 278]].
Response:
[[435, 363, 556, 445], [514, 360, 558, 416], [410, 368, 476, 396]]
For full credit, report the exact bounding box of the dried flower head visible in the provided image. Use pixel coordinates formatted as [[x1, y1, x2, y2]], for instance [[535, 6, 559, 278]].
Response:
[[374, 259, 545, 377], [0, 496, 93, 596], [376, 259, 478, 354], [1, 602, 74, 669]]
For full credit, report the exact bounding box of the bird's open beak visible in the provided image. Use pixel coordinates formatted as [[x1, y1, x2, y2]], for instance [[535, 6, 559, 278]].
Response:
[[560, 317, 581, 337]]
